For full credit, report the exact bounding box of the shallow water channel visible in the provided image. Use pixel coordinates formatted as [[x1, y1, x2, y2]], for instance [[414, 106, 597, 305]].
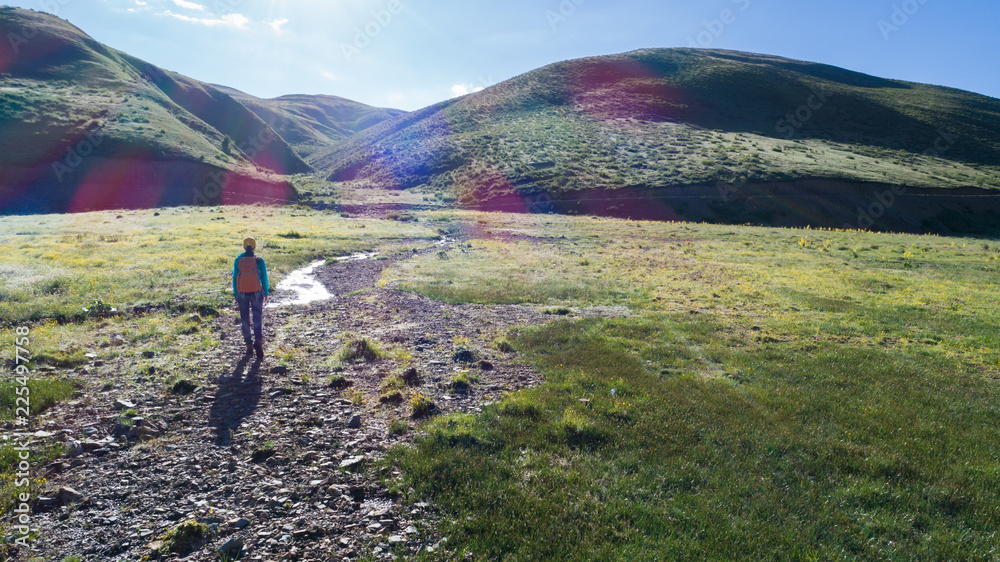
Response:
[[266, 238, 452, 308], [265, 252, 374, 308]]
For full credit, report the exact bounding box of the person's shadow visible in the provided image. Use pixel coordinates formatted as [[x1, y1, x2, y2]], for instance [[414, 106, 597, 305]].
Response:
[[209, 354, 263, 447]]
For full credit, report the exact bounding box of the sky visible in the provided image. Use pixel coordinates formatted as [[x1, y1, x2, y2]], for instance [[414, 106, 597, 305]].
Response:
[[4, 0, 999, 111]]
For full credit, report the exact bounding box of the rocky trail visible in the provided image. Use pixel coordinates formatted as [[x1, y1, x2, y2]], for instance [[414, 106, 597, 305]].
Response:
[[9, 233, 625, 561]]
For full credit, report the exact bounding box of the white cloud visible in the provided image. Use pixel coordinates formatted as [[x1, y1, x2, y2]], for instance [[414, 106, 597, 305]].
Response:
[[321, 70, 337, 81], [161, 10, 250, 28], [450, 83, 484, 97], [135, 0, 148, 5], [266, 18, 289, 32], [170, 0, 205, 11]]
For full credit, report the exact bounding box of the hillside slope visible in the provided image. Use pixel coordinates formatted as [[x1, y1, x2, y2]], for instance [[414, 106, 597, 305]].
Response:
[[0, 7, 311, 213], [214, 86, 405, 162], [313, 49, 1000, 231]]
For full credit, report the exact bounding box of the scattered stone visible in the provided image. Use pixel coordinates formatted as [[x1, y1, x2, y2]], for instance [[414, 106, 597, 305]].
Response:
[[113, 399, 136, 410], [186, 314, 202, 323], [141, 351, 156, 359], [251, 448, 276, 463], [128, 425, 160, 440], [57, 487, 85, 505], [270, 365, 289, 375], [217, 536, 244, 559], [83, 427, 99, 437], [329, 376, 353, 389], [401, 367, 421, 385], [452, 348, 476, 363], [347, 485, 366, 500], [340, 456, 364, 470], [379, 391, 403, 404], [233, 517, 250, 529], [347, 414, 362, 429], [171, 379, 198, 394], [66, 441, 84, 458], [478, 360, 494, 371], [388, 535, 405, 544]]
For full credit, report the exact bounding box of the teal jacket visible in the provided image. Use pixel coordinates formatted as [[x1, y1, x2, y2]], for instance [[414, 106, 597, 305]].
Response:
[[232, 252, 269, 297]]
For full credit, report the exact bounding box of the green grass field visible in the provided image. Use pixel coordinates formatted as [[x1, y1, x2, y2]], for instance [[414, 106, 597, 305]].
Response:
[[382, 212, 1000, 560], [2, 207, 999, 560], [0, 205, 437, 324]]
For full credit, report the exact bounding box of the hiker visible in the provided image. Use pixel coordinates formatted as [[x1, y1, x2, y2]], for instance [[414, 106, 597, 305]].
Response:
[[233, 237, 269, 359]]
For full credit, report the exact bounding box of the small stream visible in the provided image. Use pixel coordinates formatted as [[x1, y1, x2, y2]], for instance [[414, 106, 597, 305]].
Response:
[[266, 238, 453, 309], [265, 253, 372, 308]]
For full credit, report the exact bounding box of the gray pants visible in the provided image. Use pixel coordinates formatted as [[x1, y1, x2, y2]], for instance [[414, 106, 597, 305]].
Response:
[[236, 292, 264, 344]]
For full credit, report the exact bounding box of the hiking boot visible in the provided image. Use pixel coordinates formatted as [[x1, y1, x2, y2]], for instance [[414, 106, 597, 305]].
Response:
[[254, 340, 264, 360]]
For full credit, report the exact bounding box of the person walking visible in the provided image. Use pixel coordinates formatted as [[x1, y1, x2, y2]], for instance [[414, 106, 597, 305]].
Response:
[[233, 237, 269, 359]]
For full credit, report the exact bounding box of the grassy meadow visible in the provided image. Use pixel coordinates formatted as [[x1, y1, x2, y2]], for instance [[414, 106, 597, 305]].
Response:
[[2, 206, 999, 560], [383, 212, 1000, 560], [0, 205, 439, 324]]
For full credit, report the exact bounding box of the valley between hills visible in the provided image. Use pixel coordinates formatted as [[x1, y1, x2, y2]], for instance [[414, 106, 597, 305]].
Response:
[[2, 5, 1000, 562], [2, 7, 1000, 234]]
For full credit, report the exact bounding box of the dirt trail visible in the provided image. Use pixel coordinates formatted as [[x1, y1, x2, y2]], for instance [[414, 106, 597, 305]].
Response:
[[14, 231, 624, 561]]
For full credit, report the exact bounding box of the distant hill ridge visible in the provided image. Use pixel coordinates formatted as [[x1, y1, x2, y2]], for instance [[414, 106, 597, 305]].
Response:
[[2, 8, 1000, 233], [311, 47, 1000, 233], [315, 48, 1000, 192], [0, 7, 401, 213]]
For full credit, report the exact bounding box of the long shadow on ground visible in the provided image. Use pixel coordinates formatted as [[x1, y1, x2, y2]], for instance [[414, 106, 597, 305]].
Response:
[[209, 354, 263, 446]]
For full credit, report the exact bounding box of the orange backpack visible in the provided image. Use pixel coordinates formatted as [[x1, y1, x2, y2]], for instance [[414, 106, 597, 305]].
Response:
[[236, 256, 263, 293]]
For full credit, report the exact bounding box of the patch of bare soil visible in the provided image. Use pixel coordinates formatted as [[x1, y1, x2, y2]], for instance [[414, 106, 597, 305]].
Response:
[[15, 238, 625, 561]]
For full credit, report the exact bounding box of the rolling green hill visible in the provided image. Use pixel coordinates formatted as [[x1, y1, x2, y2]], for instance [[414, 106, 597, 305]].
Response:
[[213, 86, 405, 162], [313, 48, 1000, 232], [0, 7, 400, 214], [4, 7, 1000, 232]]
